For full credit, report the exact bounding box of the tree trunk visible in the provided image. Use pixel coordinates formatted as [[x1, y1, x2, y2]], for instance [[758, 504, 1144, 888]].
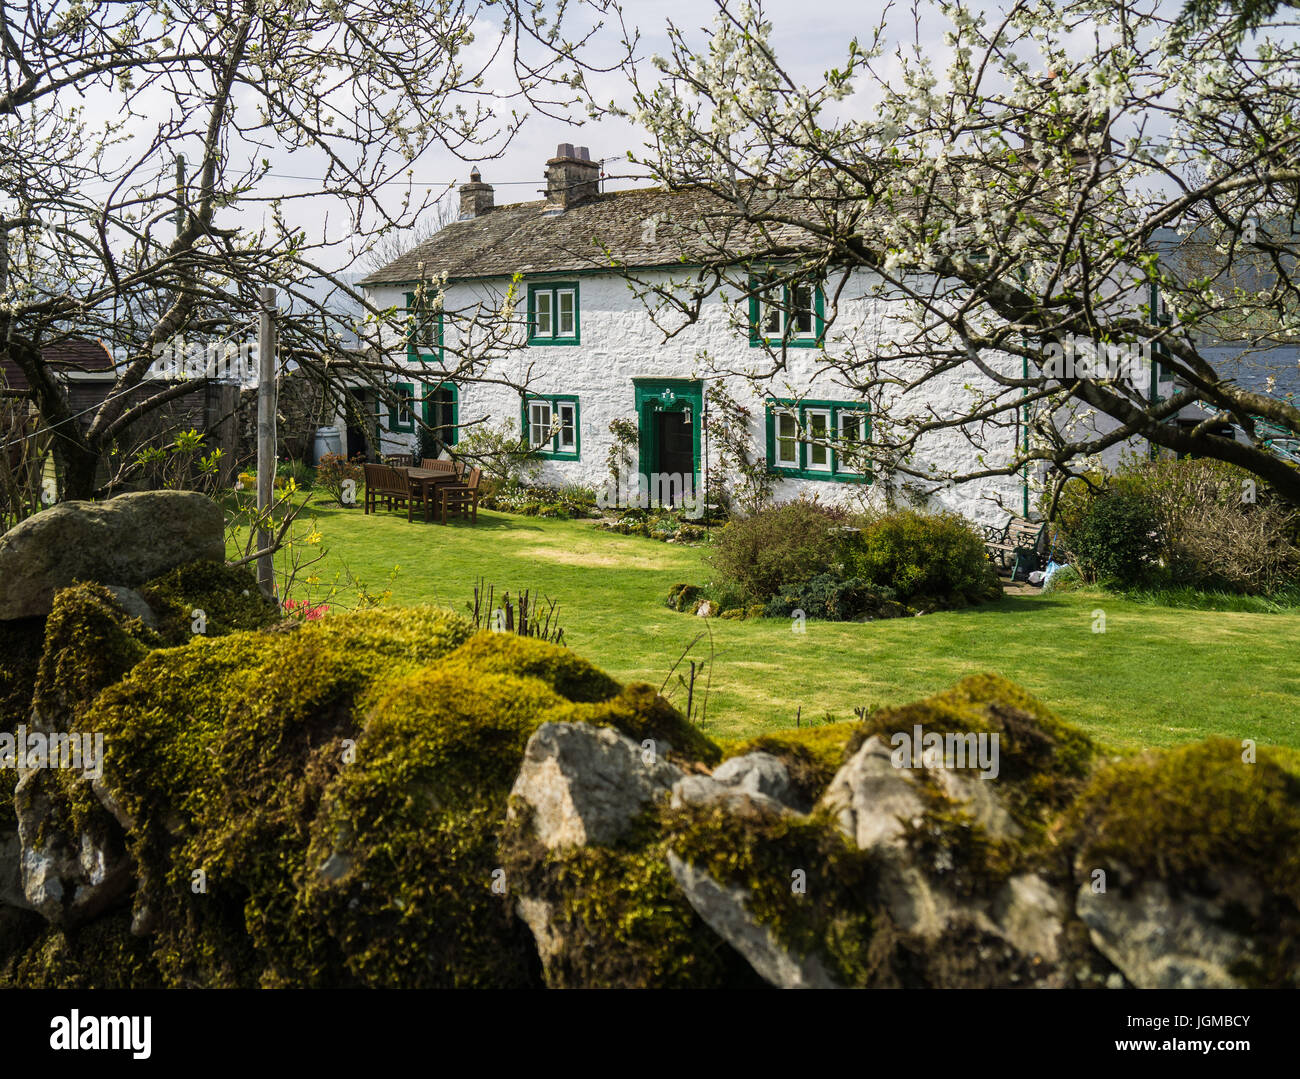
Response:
[[54, 437, 101, 502]]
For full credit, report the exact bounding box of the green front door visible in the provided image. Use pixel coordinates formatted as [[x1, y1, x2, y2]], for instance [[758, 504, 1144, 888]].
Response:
[[633, 378, 703, 486]]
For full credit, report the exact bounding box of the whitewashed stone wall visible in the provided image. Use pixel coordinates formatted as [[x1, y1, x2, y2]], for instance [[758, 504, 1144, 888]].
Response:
[[357, 268, 1081, 527]]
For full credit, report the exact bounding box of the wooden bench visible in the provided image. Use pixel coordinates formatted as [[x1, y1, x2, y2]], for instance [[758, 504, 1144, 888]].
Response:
[[420, 457, 464, 479], [363, 462, 419, 521], [983, 516, 1048, 580], [384, 453, 414, 468]]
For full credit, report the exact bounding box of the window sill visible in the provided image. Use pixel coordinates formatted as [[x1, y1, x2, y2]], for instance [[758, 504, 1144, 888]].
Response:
[[769, 466, 871, 483], [527, 336, 581, 347], [750, 337, 824, 349]]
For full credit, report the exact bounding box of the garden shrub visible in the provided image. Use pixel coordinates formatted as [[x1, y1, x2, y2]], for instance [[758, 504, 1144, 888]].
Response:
[[763, 573, 907, 621], [1116, 457, 1299, 595], [707, 498, 842, 601], [846, 509, 999, 605], [1068, 491, 1160, 587], [480, 482, 598, 520], [1051, 457, 1300, 596], [1041, 564, 1083, 593], [277, 459, 316, 489], [455, 419, 541, 485], [315, 453, 364, 507], [665, 583, 704, 613], [1040, 469, 1107, 540]]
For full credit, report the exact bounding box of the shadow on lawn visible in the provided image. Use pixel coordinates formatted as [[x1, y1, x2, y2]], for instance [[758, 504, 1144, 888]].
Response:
[[939, 593, 1077, 617], [304, 501, 537, 532]]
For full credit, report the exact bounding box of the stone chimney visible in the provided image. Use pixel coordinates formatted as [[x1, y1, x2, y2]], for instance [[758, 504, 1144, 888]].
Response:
[[544, 144, 599, 211], [459, 167, 494, 219]]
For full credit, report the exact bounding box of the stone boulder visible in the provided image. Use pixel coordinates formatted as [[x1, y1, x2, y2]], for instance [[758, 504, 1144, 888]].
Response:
[[0, 491, 224, 620], [1075, 878, 1255, 989], [14, 770, 134, 927], [711, 751, 798, 806], [667, 851, 840, 989], [811, 680, 1085, 977], [509, 722, 684, 850]]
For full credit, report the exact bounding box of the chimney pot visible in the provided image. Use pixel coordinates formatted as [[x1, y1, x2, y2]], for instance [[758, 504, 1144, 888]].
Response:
[[545, 144, 600, 211], [458, 170, 494, 219]]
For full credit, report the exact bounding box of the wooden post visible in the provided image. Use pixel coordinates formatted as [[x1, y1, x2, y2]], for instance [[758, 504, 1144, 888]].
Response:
[[0, 215, 8, 295], [256, 287, 277, 597]]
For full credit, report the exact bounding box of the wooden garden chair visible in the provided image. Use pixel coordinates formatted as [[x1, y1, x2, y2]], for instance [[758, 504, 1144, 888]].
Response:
[[362, 462, 419, 521], [438, 466, 482, 524]]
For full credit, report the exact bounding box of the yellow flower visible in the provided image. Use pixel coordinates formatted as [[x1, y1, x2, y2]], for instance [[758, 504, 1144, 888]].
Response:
[[306, 575, 320, 585], [305, 529, 323, 545]]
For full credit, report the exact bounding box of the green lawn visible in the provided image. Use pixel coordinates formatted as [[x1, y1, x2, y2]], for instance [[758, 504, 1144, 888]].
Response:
[[256, 495, 1300, 753]]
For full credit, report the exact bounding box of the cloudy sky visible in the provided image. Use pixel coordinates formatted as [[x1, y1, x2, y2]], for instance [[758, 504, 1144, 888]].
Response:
[[265, 0, 962, 271], [1, 0, 1228, 280]]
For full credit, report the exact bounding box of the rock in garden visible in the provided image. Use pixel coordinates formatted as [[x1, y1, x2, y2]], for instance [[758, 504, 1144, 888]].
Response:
[[818, 734, 927, 852], [711, 751, 797, 806], [509, 722, 683, 850], [667, 851, 840, 989], [0, 492, 224, 620], [14, 770, 134, 927], [1075, 878, 1256, 989], [669, 774, 791, 816]]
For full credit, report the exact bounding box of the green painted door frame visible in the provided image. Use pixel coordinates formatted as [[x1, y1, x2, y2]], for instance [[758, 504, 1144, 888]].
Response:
[[633, 378, 703, 481]]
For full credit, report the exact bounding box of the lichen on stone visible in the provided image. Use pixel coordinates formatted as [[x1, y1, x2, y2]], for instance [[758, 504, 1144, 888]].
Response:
[[1063, 738, 1300, 987], [722, 721, 864, 806]]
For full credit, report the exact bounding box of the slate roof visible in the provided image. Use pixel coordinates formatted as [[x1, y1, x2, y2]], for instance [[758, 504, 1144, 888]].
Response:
[[2, 338, 116, 391], [42, 338, 117, 372], [359, 184, 817, 287]]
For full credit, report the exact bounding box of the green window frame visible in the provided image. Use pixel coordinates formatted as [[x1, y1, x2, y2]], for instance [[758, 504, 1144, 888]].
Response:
[[405, 291, 444, 363], [521, 394, 580, 460], [527, 282, 580, 345], [748, 272, 826, 348], [422, 381, 459, 448], [765, 398, 871, 482], [388, 382, 417, 434], [1149, 280, 1174, 387]]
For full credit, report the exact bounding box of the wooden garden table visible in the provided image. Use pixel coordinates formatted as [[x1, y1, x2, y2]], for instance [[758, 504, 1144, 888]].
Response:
[[404, 468, 460, 523]]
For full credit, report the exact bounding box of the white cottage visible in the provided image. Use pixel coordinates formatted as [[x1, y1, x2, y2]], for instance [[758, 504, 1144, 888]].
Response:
[[355, 143, 1173, 526]]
